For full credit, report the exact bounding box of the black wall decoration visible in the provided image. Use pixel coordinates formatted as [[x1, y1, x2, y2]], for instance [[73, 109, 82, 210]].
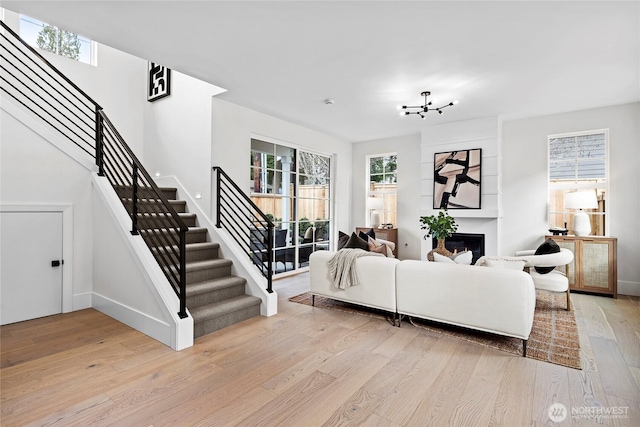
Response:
[[147, 62, 171, 102], [433, 149, 482, 209]]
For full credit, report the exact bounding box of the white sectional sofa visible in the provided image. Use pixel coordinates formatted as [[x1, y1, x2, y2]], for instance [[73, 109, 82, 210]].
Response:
[[309, 250, 400, 312], [309, 251, 537, 355]]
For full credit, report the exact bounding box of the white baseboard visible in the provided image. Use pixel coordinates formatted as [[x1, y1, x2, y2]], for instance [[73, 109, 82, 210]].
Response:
[[72, 292, 92, 311], [618, 281, 640, 297], [92, 292, 173, 346]]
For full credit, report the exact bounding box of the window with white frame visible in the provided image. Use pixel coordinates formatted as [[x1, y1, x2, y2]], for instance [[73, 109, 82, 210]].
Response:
[[367, 154, 397, 227], [19, 15, 96, 65], [548, 130, 608, 236]]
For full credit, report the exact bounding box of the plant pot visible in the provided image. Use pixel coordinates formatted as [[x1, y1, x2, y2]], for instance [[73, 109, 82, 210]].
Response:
[[427, 238, 452, 261]]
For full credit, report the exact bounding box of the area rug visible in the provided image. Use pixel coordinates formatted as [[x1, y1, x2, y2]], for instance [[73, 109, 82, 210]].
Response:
[[289, 291, 581, 369]]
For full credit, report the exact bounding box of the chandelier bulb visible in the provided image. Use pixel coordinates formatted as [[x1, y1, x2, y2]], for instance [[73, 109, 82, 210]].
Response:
[[438, 110, 443, 115]]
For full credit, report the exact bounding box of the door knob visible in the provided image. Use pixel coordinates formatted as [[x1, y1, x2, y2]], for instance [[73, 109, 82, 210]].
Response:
[[51, 260, 62, 267]]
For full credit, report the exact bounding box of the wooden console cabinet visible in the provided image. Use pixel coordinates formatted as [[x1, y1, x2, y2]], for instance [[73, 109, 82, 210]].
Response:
[[546, 235, 617, 298], [357, 227, 398, 257]]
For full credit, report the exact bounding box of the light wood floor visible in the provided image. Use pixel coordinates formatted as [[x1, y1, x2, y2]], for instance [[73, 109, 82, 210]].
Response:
[[1, 273, 639, 426]]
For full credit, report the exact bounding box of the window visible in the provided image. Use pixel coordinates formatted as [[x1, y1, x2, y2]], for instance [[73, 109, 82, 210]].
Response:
[[250, 139, 332, 274], [368, 154, 397, 227], [20, 15, 95, 65], [548, 130, 608, 236]]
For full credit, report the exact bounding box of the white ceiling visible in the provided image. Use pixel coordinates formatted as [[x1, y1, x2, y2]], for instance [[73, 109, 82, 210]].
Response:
[[3, 1, 639, 143]]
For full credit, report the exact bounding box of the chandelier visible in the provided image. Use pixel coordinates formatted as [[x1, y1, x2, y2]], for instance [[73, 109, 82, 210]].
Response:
[[399, 91, 458, 119]]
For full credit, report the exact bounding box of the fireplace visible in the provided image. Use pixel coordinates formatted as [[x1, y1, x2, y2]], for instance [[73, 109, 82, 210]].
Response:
[[433, 233, 485, 264]]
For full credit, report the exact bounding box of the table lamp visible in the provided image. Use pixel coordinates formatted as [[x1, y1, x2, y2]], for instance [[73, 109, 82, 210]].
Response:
[[367, 197, 384, 228], [564, 190, 598, 236]]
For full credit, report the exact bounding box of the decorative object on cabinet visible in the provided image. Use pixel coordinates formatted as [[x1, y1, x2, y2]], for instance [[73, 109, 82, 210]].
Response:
[[546, 235, 617, 298], [356, 227, 398, 257], [564, 190, 598, 236]]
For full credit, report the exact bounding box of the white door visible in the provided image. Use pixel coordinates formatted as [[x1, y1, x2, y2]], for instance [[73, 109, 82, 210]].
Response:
[[1, 212, 63, 325]]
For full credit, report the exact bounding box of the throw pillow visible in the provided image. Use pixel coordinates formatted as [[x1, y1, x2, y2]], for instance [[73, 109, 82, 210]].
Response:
[[369, 244, 388, 256], [451, 250, 473, 265], [367, 236, 383, 251], [433, 252, 455, 263], [534, 238, 560, 274], [484, 258, 526, 270], [358, 228, 376, 241], [337, 231, 349, 250], [343, 232, 369, 251], [432, 251, 473, 265]]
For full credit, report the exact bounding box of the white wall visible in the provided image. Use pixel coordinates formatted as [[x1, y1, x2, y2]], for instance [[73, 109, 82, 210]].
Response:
[[352, 133, 421, 260], [211, 98, 352, 238], [1, 108, 94, 309], [502, 102, 639, 295], [144, 72, 225, 216]]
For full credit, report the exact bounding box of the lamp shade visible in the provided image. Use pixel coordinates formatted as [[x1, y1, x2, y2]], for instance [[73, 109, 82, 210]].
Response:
[[564, 191, 598, 210], [367, 197, 384, 210]]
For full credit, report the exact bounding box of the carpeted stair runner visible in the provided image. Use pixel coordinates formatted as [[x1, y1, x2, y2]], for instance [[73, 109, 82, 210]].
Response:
[[120, 185, 261, 338]]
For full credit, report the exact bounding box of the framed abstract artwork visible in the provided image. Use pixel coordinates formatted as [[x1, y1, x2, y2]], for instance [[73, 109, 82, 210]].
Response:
[[147, 62, 171, 102], [433, 148, 482, 209]]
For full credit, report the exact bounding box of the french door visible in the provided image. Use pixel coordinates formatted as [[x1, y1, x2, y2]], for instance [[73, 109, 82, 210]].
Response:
[[250, 138, 332, 274]]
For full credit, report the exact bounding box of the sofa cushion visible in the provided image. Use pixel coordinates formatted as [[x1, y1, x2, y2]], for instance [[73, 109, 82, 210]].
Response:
[[343, 232, 369, 251], [534, 238, 560, 274]]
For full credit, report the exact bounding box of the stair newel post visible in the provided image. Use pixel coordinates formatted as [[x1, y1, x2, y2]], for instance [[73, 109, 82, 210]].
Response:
[[131, 163, 139, 235], [266, 223, 273, 293], [178, 230, 188, 319], [95, 108, 105, 176]]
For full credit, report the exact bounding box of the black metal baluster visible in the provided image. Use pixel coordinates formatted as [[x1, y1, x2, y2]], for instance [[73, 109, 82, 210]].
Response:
[[131, 163, 139, 235]]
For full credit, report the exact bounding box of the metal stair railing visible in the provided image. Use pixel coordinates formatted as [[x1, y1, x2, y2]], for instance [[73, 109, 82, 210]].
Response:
[[213, 166, 274, 293], [0, 20, 189, 318]]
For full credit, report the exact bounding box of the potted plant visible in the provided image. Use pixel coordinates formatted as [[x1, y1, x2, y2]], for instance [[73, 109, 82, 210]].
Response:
[[420, 209, 458, 261]]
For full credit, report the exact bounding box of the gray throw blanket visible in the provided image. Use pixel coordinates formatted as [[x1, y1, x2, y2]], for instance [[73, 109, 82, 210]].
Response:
[[328, 249, 384, 289]]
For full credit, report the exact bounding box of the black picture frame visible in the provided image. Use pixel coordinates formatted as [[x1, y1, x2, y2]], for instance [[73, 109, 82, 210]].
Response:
[[433, 148, 482, 209], [147, 62, 171, 102]]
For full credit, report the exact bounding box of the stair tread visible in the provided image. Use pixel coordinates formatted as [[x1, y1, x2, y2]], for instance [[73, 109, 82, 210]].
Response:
[[186, 242, 219, 250], [136, 212, 196, 218], [152, 242, 219, 253], [186, 276, 246, 295], [190, 295, 261, 320], [186, 258, 232, 272], [139, 226, 207, 233]]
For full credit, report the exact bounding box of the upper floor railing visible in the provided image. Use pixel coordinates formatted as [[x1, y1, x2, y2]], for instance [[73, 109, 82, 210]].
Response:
[[0, 20, 188, 318]]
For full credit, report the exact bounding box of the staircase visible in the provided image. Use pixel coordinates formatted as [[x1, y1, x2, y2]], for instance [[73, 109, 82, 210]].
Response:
[[1, 20, 271, 343], [115, 185, 262, 338]]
